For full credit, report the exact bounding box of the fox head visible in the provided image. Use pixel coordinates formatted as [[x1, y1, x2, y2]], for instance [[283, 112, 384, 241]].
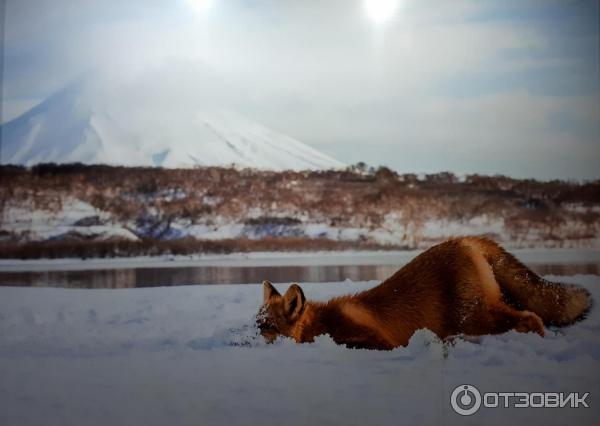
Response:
[[256, 280, 306, 343]]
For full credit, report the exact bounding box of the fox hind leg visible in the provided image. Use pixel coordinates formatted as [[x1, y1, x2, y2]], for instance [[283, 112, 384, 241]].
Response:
[[455, 241, 544, 337], [487, 303, 545, 337]]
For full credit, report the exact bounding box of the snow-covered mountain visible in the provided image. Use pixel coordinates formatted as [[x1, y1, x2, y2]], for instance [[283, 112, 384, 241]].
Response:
[[0, 81, 344, 171]]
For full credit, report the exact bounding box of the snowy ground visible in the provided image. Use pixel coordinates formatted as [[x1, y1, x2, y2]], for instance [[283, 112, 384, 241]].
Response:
[[1, 276, 599, 426]]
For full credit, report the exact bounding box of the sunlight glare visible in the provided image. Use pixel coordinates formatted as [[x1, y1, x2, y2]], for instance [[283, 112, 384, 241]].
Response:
[[186, 0, 214, 15], [364, 0, 399, 24]]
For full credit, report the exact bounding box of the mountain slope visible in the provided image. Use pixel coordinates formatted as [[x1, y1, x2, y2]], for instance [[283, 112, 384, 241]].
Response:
[[0, 82, 344, 171]]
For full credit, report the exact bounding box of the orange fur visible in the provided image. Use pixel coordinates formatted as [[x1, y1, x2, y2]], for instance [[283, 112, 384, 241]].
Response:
[[257, 237, 591, 350]]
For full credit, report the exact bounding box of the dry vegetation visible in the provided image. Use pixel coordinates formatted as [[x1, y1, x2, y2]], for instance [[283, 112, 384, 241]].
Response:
[[1, 163, 599, 258], [0, 237, 395, 260]]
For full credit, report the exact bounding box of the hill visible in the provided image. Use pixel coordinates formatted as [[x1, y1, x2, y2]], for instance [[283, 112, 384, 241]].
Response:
[[1, 164, 599, 258]]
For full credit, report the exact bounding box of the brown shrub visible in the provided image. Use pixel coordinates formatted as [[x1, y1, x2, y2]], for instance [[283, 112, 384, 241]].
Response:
[[0, 237, 402, 259]]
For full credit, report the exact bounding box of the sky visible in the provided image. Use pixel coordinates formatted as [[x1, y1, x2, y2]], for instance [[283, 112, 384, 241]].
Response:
[[1, 0, 599, 180]]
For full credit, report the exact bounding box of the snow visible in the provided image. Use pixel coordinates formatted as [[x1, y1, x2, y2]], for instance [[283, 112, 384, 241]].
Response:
[[564, 203, 600, 214], [185, 223, 246, 241], [0, 80, 345, 171], [0, 275, 598, 425], [419, 216, 506, 240], [181, 218, 600, 249], [1, 197, 138, 242]]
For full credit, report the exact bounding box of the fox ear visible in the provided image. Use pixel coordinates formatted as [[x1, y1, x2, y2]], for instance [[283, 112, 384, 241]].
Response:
[[263, 280, 280, 301], [283, 284, 306, 320]]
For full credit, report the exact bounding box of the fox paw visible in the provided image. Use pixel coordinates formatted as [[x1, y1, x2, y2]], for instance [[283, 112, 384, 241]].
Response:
[[515, 311, 545, 337]]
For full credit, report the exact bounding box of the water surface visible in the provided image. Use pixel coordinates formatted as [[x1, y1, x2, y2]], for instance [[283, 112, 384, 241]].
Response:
[[0, 262, 598, 289]]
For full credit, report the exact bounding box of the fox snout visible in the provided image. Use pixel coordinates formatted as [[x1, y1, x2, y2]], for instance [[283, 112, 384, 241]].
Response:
[[256, 305, 279, 343]]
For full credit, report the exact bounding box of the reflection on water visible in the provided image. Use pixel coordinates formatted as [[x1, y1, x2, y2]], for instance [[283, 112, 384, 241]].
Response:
[[0, 263, 598, 289]]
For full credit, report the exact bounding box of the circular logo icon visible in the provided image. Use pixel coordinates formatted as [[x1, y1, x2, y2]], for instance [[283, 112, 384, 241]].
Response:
[[451, 384, 482, 416]]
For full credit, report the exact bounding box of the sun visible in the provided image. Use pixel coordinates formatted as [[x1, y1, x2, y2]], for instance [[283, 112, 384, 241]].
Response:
[[364, 0, 399, 24], [185, 0, 214, 15]]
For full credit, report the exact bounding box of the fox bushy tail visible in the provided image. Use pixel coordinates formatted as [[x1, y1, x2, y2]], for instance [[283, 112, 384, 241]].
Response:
[[486, 245, 591, 326]]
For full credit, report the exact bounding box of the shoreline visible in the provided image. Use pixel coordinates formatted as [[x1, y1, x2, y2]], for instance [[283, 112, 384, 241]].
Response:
[[0, 248, 598, 272]]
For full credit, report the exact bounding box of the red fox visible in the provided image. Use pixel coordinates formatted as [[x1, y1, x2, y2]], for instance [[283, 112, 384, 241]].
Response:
[[256, 236, 591, 350]]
